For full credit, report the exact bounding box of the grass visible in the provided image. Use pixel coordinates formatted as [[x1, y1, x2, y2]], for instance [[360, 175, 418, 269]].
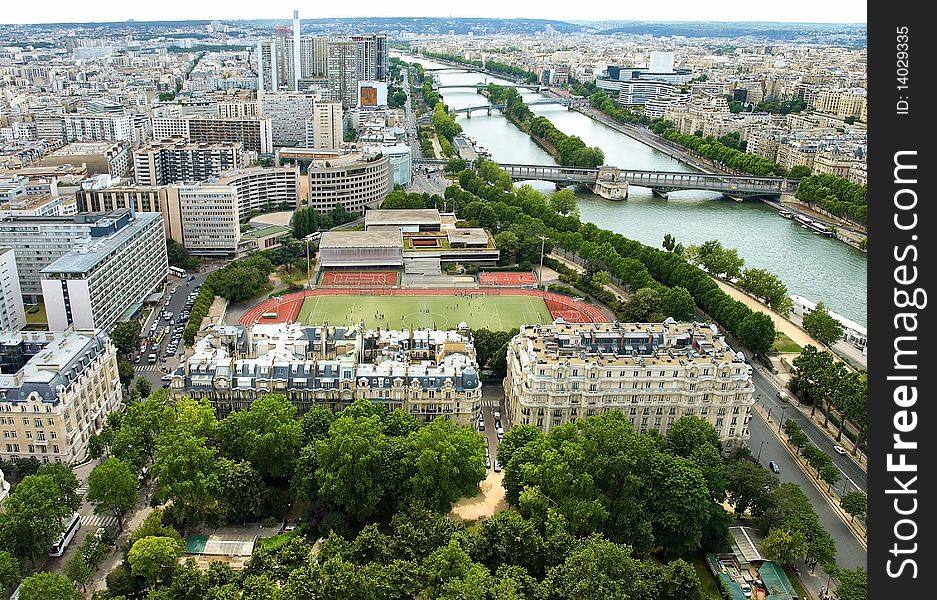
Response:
[[25, 303, 47, 325], [297, 294, 553, 332], [680, 553, 724, 600], [771, 331, 802, 353], [257, 532, 298, 550]]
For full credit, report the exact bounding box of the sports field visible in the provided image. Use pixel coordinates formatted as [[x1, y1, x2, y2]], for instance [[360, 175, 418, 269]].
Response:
[[297, 294, 553, 331]]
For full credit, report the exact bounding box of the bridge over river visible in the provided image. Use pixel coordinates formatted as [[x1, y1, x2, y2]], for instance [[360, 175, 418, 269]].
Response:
[[413, 159, 798, 200], [452, 97, 590, 116]]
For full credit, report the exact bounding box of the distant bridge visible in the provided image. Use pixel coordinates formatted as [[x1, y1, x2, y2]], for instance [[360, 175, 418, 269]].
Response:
[[433, 83, 545, 91], [412, 159, 799, 200], [452, 97, 589, 117]]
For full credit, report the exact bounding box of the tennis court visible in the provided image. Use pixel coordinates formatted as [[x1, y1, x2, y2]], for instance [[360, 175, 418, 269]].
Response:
[[479, 271, 538, 286], [319, 270, 399, 287], [297, 294, 553, 331]]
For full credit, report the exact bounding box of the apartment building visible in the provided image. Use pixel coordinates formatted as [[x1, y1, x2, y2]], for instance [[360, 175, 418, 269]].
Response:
[[504, 321, 755, 451], [174, 183, 240, 255], [351, 34, 389, 82], [170, 323, 481, 426], [310, 102, 343, 150], [151, 117, 273, 154], [218, 101, 259, 119], [0, 249, 25, 332], [0, 327, 122, 464], [41, 210, 167, 332], [327, 41, 359, 108], [133, 138, 243, 186], [259, 91, 321, 147], [62, 113, 133, 142], [307, 152, 390, 213]]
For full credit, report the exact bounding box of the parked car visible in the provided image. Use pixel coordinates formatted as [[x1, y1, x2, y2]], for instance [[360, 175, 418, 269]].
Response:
[[493, 460, 502, 473], [768, 461, 780, 474], [485, 455, 491, 469]]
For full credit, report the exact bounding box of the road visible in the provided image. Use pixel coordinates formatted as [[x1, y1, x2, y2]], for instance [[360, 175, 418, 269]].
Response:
[[748, 410, 866, 575], [749, 367, 867, 494]]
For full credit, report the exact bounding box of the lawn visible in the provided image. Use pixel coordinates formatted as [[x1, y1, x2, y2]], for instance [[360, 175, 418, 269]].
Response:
[[297, 294, 553, 331], [681, 553, 724, 600], [771, 332, 802, 353], [25, 303, 47, 325]]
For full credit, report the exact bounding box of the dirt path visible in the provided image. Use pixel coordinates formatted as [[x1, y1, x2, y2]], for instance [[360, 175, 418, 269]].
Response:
[[713, 279, 816, 348], [449, 470, 506, 522]]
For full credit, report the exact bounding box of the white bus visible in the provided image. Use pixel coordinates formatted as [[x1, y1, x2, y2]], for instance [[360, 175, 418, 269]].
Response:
[[168, 266, 187, 278], [49, 512, 81, 557]]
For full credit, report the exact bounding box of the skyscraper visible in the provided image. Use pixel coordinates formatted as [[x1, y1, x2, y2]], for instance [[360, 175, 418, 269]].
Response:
[[351, 33, 389, 82], [327, 41, 359, 108]]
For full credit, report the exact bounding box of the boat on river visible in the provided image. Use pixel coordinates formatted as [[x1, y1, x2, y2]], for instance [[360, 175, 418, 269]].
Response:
[[778, 210, 794, 219]]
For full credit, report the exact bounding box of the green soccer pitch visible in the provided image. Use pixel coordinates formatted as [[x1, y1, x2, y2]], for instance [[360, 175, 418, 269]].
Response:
[[297, 294, 554, 331]]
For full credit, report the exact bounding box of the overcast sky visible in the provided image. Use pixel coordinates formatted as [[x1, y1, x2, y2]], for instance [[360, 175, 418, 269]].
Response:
[[1, 0, 867, 26]]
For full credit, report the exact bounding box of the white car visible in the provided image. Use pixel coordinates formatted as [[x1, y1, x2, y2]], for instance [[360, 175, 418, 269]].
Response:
[[833, 445, 847, 455]]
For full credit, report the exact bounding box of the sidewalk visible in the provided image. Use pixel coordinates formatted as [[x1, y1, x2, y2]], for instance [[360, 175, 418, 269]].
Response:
[[89, 487, 157, 593]]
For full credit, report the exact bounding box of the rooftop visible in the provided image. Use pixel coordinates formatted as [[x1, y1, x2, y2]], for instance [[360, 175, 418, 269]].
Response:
[[48, 141, 124, 156], [0, 328, 108, 399], [41, 212, 162, 275], [365, 208, 441, 226], [241, 224, 291, 240], [446, 228, 489, 246], [320, 230, 403, 249]]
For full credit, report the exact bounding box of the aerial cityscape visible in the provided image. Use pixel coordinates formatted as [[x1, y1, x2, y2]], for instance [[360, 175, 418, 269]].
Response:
[[0, 5, 868, 600]]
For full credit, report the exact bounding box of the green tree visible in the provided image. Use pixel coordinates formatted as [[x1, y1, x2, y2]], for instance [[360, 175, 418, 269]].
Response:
[[660, 286, 697, 321], [316, 415, 388, 521], [110, 320, 142, 357], [166, 238, 200, 271], [724, 460, 778, 516], [802, 303, 844, 346], [65, 553, 93, 592], [835, 567, 868, 600], [0, 474, 73, 566], [87, 458, 138, 532], [788, 165, 812, 178], [0, 550, 21, 589], [820, 464, 842, 490], [37, 462, 82, 512], [840, 491, 867, 522], [497, 424, 544, 467], [738, 268, 792, 314], [621, 287, 664, 322], [135, 376, 152, 399], [15, 572, 82, 600], [737, 312, 776, 355], [118, 359, 135, 388], [210, 458, 265, 524], [549, 189, 579, 217], [406, 418, 487, 512], [666, 416, 721, 458], [153, 430, 218, 522], [539, 536, 642, 600], [128, 536, 184, 588], [219, 394, 303, 481], [761, 528, 806, 565]]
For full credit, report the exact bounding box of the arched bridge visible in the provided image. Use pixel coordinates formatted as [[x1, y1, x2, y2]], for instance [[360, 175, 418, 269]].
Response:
[[452, 97, 589, 117]]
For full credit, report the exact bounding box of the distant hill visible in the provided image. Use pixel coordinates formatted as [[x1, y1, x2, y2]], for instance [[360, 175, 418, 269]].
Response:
[[595, 21, 866, 40]]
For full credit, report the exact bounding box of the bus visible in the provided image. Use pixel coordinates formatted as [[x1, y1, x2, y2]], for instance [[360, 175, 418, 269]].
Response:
[[168, 266, 187, 278], [49, 512, 81, 557]]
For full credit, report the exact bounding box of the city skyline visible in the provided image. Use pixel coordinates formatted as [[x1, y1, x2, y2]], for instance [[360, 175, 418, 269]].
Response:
[[1, 0, 867, 26]]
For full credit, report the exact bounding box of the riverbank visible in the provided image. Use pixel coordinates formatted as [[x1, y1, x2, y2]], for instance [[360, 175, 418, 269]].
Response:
[[763, 197, 867, 253], [502, 109, 565, 164]]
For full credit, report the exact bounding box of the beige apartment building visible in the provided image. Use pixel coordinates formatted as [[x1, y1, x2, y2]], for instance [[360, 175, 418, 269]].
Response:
[[504, 321, 755, 452], [0, 327, 122, 464]]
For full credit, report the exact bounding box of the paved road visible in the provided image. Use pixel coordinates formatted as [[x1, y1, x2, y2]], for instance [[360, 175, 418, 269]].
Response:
[[749, 367, 867, 494], [747, 410, 866, 575]]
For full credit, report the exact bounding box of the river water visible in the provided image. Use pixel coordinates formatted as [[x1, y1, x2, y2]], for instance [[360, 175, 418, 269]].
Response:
[[399, 54, 868, 326]]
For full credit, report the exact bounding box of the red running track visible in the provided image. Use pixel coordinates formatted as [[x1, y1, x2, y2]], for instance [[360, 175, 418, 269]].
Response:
[[239, 288, 610, 326], [319, 270, 399, 287]]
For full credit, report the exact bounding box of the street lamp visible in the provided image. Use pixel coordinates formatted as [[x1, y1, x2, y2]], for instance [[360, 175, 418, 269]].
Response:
[[756, 439, 768, 462], [537, 235, 548, 285], [766, 407, 772, 422]]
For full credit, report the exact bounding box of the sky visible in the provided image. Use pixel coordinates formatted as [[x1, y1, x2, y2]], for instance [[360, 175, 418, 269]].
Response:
[[1, 0, 867, 26]]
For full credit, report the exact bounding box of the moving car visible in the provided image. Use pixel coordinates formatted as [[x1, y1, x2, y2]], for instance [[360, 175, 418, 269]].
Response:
[[768, 461, 780, 474], [776, 390, 790, 402], [833, 445, 847, 455]]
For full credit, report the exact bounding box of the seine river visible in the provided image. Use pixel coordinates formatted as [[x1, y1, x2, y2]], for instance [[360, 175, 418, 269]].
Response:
[[399, 54, 868, 326]]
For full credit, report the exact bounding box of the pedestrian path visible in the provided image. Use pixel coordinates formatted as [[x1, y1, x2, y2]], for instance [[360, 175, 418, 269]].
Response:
[[77, 484, 88, 495], [81, 514, 118, 528]]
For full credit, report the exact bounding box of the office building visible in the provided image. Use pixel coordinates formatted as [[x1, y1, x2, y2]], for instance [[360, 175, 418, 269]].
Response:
[[504, 321, 755, 452], [217, 101, 259, 119], [170, 323, 481, 426], [255, 12, 328, 92], [327, 41, 359, 108], [174, 183, 240, 256], [62, 113, 133, 143], [41, 141, 131, 178], [307, 151, 390, 213], [0, 327, 122, 464], [41, 210, 167, 332], [367, 143, 411, 186], [151, 117, 273, 154], [351, 34, 389, 82], [0, 249, 25, 332], [358, 81, 388, 108], [133, 139, 243, 186]]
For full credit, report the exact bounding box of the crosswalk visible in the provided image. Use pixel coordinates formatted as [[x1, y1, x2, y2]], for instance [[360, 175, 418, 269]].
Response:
[[135, 364, 161, 372], [81, 514, 118, 528], [77, 485, 88, 495]]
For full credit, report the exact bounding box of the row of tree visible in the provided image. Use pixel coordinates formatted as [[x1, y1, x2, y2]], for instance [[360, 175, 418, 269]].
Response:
[[289, 205, 358, 239], [794, 174, 868, 225], [421, 50, 540, 84], [448, 165, 778, 355], [165, 238, 200, 272], [486, 84, 605, 168], [789, 345, 867, 451], [648, 119, 787, 177]]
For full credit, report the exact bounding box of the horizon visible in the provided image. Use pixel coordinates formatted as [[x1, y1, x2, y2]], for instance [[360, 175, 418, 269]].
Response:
[[0, 0, 868, 27]]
